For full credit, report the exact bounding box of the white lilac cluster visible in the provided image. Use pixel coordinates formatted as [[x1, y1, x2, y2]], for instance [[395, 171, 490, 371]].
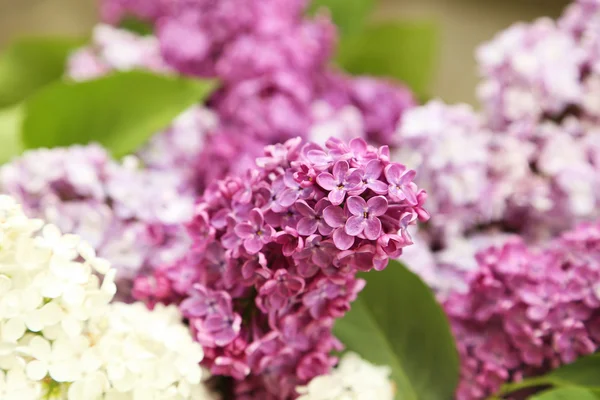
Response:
[[295, 353, 394, 400], [0, 145, 195, 298], [395, 0, 600, 298], [0, 195, 212, 399]]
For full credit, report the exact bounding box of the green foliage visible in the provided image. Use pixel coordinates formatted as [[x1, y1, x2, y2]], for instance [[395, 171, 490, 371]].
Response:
[[308, 0, 374, 37], [499, 354, 600, 398], [334, 260, 459, 400], [0, 105, 24, 163], [119, 17, 155, 36], [21, 71, 217, 158], [336, 21, 438, 99], [0, 37, 86, 108], [530, 387, 599, 400]]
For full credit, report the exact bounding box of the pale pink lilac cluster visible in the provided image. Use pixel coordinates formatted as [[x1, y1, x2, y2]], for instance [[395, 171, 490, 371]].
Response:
[[445, 221, 600, 399], [475, 0, 600, 234], [0, 145, 195, 299], [134, 137, 428, 399]]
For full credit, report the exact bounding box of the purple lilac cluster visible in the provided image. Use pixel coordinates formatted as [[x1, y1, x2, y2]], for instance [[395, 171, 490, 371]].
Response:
[[445, 221, 600, 399], [134, 137, 428, 399], [150, 0, 415, 188], [0, 145, 195, 299]]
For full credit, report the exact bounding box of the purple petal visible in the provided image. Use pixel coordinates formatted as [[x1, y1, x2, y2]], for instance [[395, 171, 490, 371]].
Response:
[[204, 314, 227, 332], [346, 196, 367, 216], [298, 262, 319, 278], [316, 172, 336, 190], [287, 277, 305, 293], [333, 228, 355, 250], [367, 196, 388, 216], [388, 185, 406, 201], [180, 296, 209, 318], [278, 189, 299, 208], [269, 293, 286, 309], [332, 160, 349, 180], [364, 217, 382, 240], [317, 222, 334, 236], [399, 169, 416, 185], [244, 237, 263, 254], [283, 171, 299, 189], [328, 189, 346, 206], [295, 200, 315, 217], [384, 164, 404, 184], [306, 149, 331, 166], [345, 215, 366, 236], [323, 205, 346, 228], [234, 223, 255, 238], [313, 198, 331, 214], [402, 187, 418, 205], [345, 170, 362, 189], [297, 217, 318, 236], [368, 180, 389, 195], [249, 209, 264, 228], [313, 249, 333, 268], [349, 138, 367, 155], [365, 160, 383, 179]]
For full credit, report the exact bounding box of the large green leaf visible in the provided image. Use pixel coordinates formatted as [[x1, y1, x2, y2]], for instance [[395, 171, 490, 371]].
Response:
[[0, 37, 86, 107], [336, 21, 438, 98], [499, 355, 600, 397], [0, 105, 24, 163], [308, 0, 374, 37], [22, 70, 217, 158], [530, 387, 599, 400], [334, 260, 459, 400]]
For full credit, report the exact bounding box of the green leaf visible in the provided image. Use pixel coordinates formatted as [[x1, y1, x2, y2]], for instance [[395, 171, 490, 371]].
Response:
[[336, 21, 438, 98], [308, 0, 374, 37], [0, 105, 24, 163], [334, 260, 459, 400], [530, 387, 599, 400], [499, 355, 600, 397], [22, 70, 217, 158], [0, 37, 86, 107], [119, 16, 154, 36]]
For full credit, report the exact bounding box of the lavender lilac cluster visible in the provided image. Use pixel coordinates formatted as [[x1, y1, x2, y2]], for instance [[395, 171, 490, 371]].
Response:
[[445, 221, 600, 399], [134, 137, 428, 399], [395, 0, 600, 297], [390, 1, 600, 397], [0, 145, 195, 299]]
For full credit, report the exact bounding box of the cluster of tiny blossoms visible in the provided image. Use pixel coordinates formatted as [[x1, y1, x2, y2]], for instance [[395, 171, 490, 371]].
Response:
[[295, 352, 395, 400], [444, 221, 600, 400], [395, 0, 600, 299], [0, 195, 212, 399], [134, 137, 428, 399], [0, 145, 195, 298]]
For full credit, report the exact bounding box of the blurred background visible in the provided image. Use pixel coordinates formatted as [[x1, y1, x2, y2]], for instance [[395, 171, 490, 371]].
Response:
[[0, 0, 569, 104]]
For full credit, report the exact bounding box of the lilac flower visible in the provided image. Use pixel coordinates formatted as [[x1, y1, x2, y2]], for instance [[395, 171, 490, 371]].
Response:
[[202, 312, 243, 347], [345, 196, 388, 240], [296, 199, 333, 236], [385, 163, 417, 204], [316, 160, 361, 205], [145, 137, 426, 397], [351, 159, 389, 195], [445, 221, 600, 400], [259, 270, 306, 310], [234, 208, 275, 254]]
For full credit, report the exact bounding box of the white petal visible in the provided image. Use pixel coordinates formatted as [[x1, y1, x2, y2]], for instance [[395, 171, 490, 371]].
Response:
[[25, 360, 48, 381], [2, 318, 25, 342]]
